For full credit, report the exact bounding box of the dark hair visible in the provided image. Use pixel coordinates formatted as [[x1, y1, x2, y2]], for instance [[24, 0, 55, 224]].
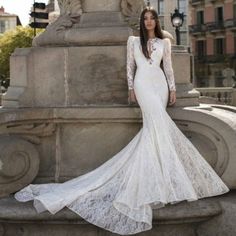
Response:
[[140, 7, 163, 59]]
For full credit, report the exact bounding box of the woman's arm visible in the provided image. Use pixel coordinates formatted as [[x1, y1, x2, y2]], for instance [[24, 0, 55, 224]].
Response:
[[162, 38, 176, 92], [127, 36, 136, 90]]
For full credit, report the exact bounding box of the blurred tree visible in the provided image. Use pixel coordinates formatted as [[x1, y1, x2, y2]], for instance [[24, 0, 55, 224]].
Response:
[[0, 26, 44, 89]]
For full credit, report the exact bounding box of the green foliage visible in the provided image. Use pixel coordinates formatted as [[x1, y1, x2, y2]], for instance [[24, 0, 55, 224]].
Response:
[[0, 26, 44, 88]]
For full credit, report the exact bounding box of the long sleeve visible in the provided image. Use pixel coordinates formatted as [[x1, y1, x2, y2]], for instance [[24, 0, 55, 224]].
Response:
[[126, 36, 136, 90], [162, 38, 176, 92]]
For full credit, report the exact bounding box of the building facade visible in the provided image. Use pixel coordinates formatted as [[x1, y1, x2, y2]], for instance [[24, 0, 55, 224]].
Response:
[[0, 6, 21, 34], [189, 0, 236, 87]]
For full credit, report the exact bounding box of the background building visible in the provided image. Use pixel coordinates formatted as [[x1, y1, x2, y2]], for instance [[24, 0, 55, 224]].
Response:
[[0, 6, 21, 34], [189, 0, 236, 87]]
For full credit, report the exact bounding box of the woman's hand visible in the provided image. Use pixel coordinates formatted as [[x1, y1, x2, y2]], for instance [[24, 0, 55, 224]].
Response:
[[168, 90, 176, 106], [128, 89, 137, 104]]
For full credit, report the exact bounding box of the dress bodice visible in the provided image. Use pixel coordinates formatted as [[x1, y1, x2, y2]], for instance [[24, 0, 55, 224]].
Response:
[[133, 37, 164, 67], [126, 36, 176, 92]]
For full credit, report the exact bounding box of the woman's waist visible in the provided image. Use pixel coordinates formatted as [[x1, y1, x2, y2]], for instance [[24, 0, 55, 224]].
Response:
[[136, 63, 162, 71], [135, 65, 164, 76]]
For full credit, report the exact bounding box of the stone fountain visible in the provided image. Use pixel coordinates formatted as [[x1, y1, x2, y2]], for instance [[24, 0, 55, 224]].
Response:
[[0, 0, 236, 235]]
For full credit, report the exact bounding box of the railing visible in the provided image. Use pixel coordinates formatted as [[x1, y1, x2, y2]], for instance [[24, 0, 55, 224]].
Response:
[[191, 0, 218, 5], [189, 19, 236, 34], [194, 54, 235, 63], [191, 0, 204, 4], [206, 21, 225, 31], [189, 24, 207, 33], [195, 87, 236, 106], [224, 19, 236, 28]]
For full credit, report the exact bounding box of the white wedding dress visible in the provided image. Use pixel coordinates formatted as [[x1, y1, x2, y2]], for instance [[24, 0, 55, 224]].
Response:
[[14, 36, 229, 235]]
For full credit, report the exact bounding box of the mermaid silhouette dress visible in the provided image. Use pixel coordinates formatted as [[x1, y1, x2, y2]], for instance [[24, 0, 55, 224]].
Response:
[[14, 36, 229, 235]]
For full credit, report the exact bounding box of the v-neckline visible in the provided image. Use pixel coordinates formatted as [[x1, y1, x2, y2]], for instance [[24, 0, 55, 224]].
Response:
[[147, 38, 158, 58]]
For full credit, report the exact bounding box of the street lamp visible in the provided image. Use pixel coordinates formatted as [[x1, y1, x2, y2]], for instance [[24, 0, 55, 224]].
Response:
[[170, 8, 184, 45]]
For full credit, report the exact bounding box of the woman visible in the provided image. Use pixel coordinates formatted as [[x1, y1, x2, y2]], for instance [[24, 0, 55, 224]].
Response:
[[15, 7, 229, 235]]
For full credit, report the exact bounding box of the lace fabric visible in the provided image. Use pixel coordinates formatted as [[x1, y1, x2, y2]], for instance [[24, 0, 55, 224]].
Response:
[[126, 36, 176, 91], [14, 35, 229, 235], [127, 36, 136, 90], [162, 38, 176, 91]]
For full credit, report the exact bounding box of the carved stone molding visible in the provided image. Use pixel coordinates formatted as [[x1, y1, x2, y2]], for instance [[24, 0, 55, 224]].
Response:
[[120, 0, 146, 30], [0, 136, 40, 197], [168, 104, 236, 188], [0, 106, 236, 189], [58, 0, 82, 15], [32, 0, 82, 46], [175, 121, 229, 176], [32, 0, 147, 46], [0, 122, 56, 144]]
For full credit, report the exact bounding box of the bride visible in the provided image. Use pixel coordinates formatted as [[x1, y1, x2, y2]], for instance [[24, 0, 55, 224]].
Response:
[[14, 6, 229, 235]]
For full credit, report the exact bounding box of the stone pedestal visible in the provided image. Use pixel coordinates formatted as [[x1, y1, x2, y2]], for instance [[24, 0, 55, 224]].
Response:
[[2, 45, 198, 108]]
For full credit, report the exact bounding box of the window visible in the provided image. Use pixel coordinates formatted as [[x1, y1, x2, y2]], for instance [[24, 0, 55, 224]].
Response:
[[0, 20, 5, 33], [234, 4, 236, 19], [178, 0, 187, 14], [4, 20, 9, 31], [234, 33, 236, 54], [196, 40, 206, 56], [159, 17, 164, 29], [214, 38, 225, 54], [157, 0, 164, 15], [215, 7, 223, 23], [180, 31, 187, 45], [215, 71, 224, 87], [196, 10, 204, 25]]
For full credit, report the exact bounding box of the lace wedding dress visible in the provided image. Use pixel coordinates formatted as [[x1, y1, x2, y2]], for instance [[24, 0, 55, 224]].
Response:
[[14, 36, 229, 235]]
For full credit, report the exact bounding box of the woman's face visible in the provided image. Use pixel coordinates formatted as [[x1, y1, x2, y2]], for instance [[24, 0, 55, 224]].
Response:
[[144, 11, 156, 31]]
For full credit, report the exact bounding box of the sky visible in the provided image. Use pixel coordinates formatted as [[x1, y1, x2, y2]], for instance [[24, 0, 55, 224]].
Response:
[[1, 0, 49, 26]]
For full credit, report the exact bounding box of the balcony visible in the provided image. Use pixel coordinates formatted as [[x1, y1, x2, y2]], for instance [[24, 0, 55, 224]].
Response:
[[189, 20, 229, 35], [194, 54, 235, 63], [190, 0, 216, 5], [206, 21, 225, 32], [189, 24, 207, 34], [224, 18, 236, 31], [189, 19, 236, 35], [204, 0, 216, 3], [191, 0, 204, 6]]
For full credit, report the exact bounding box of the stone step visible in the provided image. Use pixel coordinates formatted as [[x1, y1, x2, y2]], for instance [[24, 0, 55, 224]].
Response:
[[0, 195, 222, 236], [0, 195, 222, 223]]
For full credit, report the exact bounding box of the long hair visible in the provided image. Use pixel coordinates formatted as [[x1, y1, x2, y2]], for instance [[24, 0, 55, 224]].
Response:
[[140, 7, 163, 59]]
